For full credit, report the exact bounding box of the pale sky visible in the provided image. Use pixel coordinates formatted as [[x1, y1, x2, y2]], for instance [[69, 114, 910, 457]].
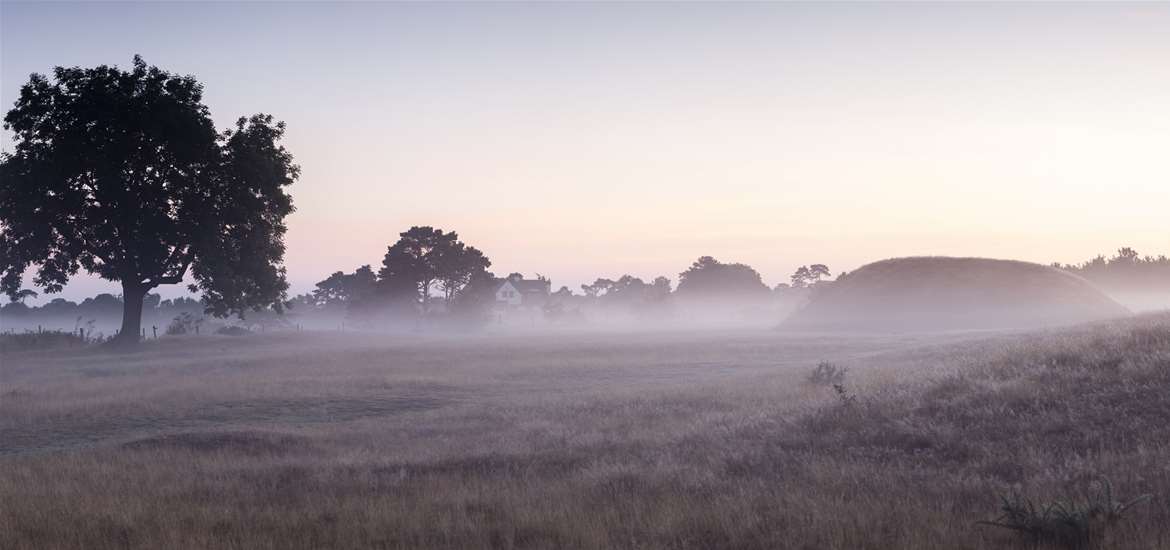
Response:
[[2, 2, 1168, 304]]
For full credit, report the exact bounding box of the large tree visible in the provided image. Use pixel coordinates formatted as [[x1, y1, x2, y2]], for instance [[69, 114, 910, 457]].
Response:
[[378, 226, 491, 310], [0, 56, 297, 346], [676, 256, 769, 300]]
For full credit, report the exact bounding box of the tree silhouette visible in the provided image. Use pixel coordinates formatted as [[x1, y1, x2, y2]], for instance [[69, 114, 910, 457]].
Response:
[[1055, 246, 1170, 293], [13, 289, 37, 304], [378, 226, 455, 310], [790, 264, 832, 288], [650, 276, 672, 299], [790, 266, 812, 288], [312, 265, 377, 308], [581, 278, 614, 298], [436, 243, 491, 303], [677, 256, 769, 299], [378, 226, 491, 309], [809, 264, 832, 282], [0, 57, 297, 346]]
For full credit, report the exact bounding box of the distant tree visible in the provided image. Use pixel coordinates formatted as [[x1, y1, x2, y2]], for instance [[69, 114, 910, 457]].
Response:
[[650, 276, 672, 299], [607, 275, 648, 303], [312, 265, 377, 308], [378, 227, 457, 309], [78, 293, 123, 318], [313, 272, 353, 307], [676, 256, 769, 299], [581, 278, 615, 298], [435, 244, 491, 303], [1114, 247, 1140, 264], [13, 289, 37, 304], [0, 56, 297, 346], [449, 269, 500, 324], [808, 264, 832, 282], [1056, 246, 1170, 292], [790, 264, 832, 288], [790, 266, 812, 288], [143, 293, 162, 311], [377, 226, 491, 310]]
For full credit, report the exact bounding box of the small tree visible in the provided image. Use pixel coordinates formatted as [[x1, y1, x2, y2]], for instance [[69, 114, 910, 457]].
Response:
[[0, 57, 297, 347], [790, 266, 812, 288], [808, 264, 832, 283], [790, 264, 832, 288]]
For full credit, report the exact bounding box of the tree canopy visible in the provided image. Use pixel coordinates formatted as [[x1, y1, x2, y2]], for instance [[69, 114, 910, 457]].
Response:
[[789, 264, 832, 288], [1055, 247, 1170, 292], [675, 256, 769, 300], [378, 226, 492, 309], [312, 265, 377, 308], [0, 56, 298, 345]]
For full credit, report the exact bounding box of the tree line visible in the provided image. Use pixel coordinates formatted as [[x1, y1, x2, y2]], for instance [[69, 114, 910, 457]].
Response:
[[289, 236, 831, 325], [1054, 248, 1170, 292]]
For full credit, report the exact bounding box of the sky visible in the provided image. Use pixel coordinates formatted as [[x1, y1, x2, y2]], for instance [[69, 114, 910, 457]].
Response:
[[2, 1, 1169, 304]]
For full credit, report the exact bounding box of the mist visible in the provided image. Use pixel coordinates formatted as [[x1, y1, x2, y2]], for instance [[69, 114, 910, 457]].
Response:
[[5, 3, 1170, 549]]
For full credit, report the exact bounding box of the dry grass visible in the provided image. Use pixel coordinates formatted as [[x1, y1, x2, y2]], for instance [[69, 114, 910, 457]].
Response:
[[1, 317, 1168, 549]]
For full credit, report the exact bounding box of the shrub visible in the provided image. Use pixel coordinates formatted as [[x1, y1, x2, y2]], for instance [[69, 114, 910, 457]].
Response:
[[0, 330, 86, 353], [978, 480, 1152, 549], [807, 361, 848, 386], [166, 312, 203, 335], [215, 325, 251, 337], [831, 383, 857, 407]]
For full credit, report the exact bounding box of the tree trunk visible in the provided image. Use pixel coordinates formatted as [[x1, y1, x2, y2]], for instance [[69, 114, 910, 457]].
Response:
[[111, 282, 146, 348]]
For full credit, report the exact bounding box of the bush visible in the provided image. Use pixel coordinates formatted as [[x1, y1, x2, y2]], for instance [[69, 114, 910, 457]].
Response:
[[0, 330, 86, 353], [215, 325, 251, 337], [978, 480, 1152, 549], [166, 312, 203, 335], [807, 361, 848, 386]]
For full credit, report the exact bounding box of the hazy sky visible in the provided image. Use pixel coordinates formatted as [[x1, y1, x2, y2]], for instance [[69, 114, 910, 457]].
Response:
[[2, 2, 1168, 303]]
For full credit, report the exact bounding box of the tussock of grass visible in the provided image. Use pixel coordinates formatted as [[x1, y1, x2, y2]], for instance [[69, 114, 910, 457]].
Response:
[[1, 316, 1169, 549], [806, 361, 848, 386], [978, 480, 1152, 549]]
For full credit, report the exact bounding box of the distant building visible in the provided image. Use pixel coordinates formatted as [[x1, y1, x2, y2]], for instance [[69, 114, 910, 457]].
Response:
[[494, 277, 551, 309]]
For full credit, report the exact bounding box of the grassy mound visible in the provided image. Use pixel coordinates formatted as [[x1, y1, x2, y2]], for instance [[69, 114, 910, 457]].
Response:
[[784, 257, 1130, 332]]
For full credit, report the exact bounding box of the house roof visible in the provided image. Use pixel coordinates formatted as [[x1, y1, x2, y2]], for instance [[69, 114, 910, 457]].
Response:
[[498, 279, 550, 294]]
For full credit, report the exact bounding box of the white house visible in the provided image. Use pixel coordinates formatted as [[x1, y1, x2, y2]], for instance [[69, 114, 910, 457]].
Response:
[[494, 277, 551, 309]]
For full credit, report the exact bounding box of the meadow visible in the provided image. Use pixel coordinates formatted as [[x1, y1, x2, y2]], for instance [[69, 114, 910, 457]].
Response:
[[2, 316, 1169, 549]]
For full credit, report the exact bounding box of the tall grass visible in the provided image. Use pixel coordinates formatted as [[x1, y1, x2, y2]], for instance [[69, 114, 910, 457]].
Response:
[[1, 315, 1168, 549]]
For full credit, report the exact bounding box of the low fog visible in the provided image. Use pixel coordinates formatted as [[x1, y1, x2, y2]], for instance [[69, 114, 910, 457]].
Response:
[[5, 247, 1166, 341], [4, 9, 1170, 548]]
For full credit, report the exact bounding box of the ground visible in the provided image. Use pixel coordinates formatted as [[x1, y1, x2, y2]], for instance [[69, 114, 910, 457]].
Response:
[[2, 318, 1169, 549]]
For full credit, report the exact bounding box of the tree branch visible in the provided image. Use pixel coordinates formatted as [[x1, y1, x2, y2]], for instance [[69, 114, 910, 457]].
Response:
[[145, 248, 193, 287]]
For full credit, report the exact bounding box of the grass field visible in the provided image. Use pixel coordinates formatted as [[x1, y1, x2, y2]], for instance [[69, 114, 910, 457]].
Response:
[[2, 317, 1169, 549]]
